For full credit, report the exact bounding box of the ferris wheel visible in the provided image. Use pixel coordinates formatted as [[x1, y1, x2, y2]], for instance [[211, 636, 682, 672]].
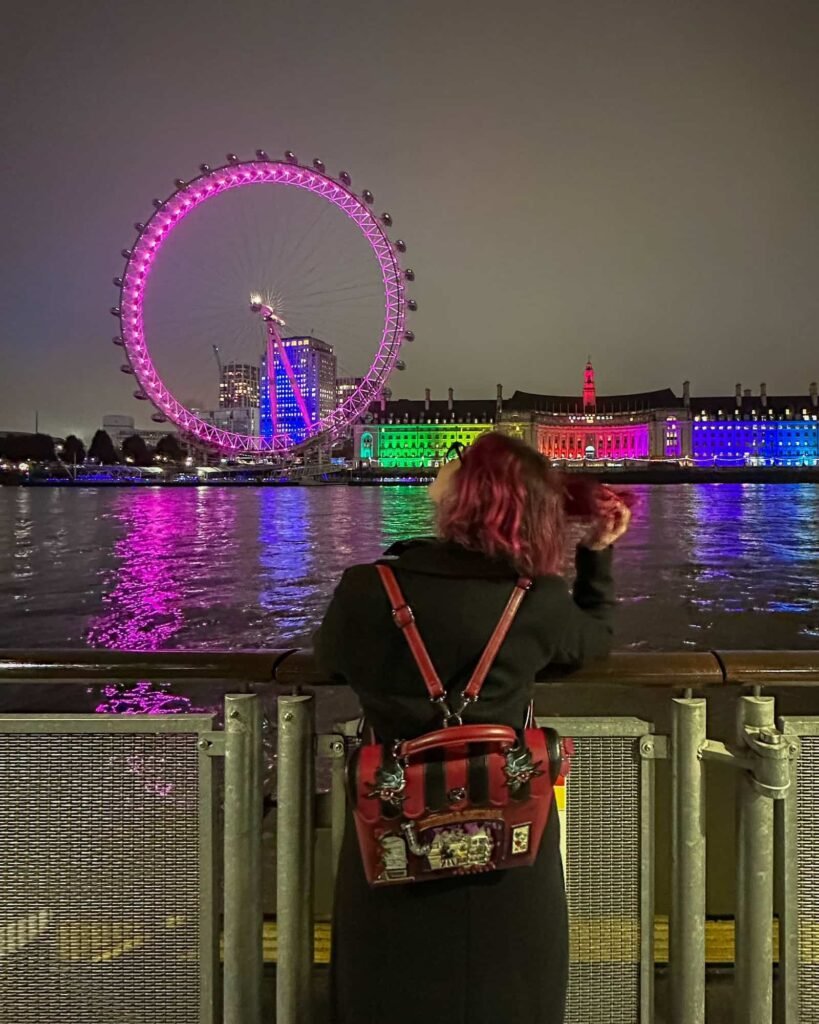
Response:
[[110, 150, 416, 456]]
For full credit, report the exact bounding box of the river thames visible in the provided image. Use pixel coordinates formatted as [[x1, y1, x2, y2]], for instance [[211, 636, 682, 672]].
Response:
[[2, 483, 818, 655]]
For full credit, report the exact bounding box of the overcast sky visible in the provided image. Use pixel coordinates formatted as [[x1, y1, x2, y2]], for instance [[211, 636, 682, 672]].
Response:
[[2, 0, 818, 439]]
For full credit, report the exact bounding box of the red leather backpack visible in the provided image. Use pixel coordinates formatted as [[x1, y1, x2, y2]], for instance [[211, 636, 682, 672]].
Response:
[[347, 564, 573, 887]]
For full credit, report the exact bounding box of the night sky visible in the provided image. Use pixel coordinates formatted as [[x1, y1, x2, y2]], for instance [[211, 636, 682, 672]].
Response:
[[3, 0, 818, 440]]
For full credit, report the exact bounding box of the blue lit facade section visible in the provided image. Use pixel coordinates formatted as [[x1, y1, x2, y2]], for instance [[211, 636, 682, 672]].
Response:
[[259, 352, 273, 442], [258, 337, 336, 444], [692, 417, 819, 466]]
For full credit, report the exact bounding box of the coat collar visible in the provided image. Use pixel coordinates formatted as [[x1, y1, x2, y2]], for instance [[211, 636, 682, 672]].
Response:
[[382, 537, 518, 579]]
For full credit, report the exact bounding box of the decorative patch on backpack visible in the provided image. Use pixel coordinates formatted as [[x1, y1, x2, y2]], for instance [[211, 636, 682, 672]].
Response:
[[377, 831, 409, 880], [511, 824, 531, 855]]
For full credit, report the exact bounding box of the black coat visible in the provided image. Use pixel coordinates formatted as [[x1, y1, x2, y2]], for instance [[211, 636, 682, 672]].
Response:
[[314, 538, 616, 1024]]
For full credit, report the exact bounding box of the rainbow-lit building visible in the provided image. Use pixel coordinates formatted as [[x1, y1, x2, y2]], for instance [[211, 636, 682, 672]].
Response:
[[692, 383, 819, 466], [354, 388, 499, 468], [503, 361, 687, 461], [352, 364, 819, 468]]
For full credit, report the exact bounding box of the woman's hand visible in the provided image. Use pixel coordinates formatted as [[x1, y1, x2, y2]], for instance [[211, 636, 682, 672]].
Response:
[[580, 491, 632, 551]]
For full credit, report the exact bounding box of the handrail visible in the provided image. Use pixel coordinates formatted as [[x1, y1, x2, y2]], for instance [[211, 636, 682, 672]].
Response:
[[1, 649, 819, 685]]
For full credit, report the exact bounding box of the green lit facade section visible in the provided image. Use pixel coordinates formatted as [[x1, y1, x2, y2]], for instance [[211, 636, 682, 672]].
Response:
[[357, 422, 493, 467]]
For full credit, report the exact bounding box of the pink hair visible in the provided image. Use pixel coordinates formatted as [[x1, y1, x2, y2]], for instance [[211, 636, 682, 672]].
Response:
[[437, 432, 565, 577]]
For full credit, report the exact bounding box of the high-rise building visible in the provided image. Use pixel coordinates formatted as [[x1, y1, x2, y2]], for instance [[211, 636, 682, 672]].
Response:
[[260, 337, 337, 442], [219, 363, 260, 409], [336, 376, 364, 406]]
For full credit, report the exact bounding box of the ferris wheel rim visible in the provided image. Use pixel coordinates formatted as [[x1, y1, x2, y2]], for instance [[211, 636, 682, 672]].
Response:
[[114, 156, 410, 454]]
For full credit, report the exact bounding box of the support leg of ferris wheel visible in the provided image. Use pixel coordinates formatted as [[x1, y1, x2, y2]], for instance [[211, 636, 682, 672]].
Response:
[[251, 299, 313, 443]]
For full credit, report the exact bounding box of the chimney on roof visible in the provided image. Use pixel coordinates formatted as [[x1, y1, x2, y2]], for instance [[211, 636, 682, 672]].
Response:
[[424, 388, 430, 412], [760, 383, 767, 408], [743, 388, 752, 398], [735, 383, 742, 407], [496, 383, 503, 421], [810, 382, 818, 408], [448, 387, 454, 412], [683, 380, 690, 408]]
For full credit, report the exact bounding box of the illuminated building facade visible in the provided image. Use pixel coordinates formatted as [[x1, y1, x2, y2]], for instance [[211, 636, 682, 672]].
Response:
[[692, 383, 819, 465], [336, 376, 364, 405], [351, 369, 819, 469], [354, 388, 498, 467], [260, 336, 337, 443], [503, 363, 687, 461], [219, 363, 259, 409]]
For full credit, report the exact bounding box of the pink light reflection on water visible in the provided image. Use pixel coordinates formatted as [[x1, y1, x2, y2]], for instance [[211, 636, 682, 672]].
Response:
[[85, 488, 237, 720]]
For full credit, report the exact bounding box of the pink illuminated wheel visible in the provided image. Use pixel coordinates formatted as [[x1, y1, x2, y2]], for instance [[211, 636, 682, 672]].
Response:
[[110, 151, 416, 455]]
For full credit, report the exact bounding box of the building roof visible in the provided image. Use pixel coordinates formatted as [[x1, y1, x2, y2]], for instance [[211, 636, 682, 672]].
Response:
[[504, 388, 684, 414], [364, 398, 497, 424], [693, 394, 819, 418]]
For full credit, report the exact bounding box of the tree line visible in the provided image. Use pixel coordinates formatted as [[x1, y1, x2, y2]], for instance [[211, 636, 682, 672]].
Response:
[[0, 430, 186, 467]]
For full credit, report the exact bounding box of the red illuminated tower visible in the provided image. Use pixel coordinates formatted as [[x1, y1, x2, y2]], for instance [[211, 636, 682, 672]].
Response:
[[583, 357, 596, 412]]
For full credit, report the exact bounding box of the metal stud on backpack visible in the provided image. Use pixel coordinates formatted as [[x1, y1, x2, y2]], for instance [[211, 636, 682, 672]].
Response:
[[347, 564, 573, 887]]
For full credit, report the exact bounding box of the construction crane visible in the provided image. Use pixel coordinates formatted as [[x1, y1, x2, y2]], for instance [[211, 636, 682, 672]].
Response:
[[213, 345, 223, 407]]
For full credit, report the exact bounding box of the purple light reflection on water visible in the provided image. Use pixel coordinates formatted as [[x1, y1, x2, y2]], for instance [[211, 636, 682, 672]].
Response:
[[86, 488, 237, 716]]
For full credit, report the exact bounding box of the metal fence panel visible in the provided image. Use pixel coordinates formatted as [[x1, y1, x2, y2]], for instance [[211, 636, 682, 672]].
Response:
[[0, 715, 216, 1024], [538, 717, 652, 1024], [779, 718, 819, 1024]]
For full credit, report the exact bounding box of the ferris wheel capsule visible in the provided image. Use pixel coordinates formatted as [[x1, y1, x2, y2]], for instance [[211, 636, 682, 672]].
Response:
[[404, 330, 415, 342], [255, 149, 270, 161], [174, 178, 186, 189], [152, 198, 164, 209], [284, 150, 298, 164], [312, 158, 325, 172], [134, 222, 145, 232], [110, 306, 121, 316], [361, 190, 374, 204], [407, 299, 418, 312], [381, 212, 393, 227], [151, 412, 167, 423], [121, 248, 133, 259], [133, 389, 148, 400], [396, 360, 406, 371], [113, 277, 123, 287], [112, 336, 125, 346], [226, 153, 240, 164], [120, 364, 134, 374], [199, 163, 212, 175], [395, 239, 407, 253], [339, 171, 352, 186], [404, 268, 415, 281]]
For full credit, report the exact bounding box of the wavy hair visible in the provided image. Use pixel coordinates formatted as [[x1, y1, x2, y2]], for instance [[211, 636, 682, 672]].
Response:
[[437, 432, 565, 577]]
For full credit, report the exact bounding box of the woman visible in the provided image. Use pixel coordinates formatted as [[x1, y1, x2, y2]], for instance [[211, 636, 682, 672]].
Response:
[[314, 432, 631, 1024]]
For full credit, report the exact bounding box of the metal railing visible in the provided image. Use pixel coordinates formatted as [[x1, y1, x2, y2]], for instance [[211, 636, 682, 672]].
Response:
[[3, 650, 819, 1023]]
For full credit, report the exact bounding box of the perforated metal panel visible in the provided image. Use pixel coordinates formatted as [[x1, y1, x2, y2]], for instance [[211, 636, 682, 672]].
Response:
[[790, 731, 819, 1021], [562, 733, 643, 1024], [0, 722, 214, 1024]]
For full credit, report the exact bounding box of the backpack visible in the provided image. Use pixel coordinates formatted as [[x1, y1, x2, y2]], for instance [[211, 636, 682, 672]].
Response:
[[347, 564, 573, 887]]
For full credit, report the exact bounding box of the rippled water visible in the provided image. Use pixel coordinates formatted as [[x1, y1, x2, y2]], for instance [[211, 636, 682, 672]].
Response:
[[1, 483, 819, 657]]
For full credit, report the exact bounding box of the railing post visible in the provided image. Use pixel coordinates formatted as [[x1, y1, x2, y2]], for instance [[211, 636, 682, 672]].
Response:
[[735, 695, 786, 1024], [670, 697, 706, 1024], [277, 694, 316, 1024], [223, 693, 263, 1024]]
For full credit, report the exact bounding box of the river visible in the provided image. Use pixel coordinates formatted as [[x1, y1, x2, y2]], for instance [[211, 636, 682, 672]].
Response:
[[2, 483, 818, 656]]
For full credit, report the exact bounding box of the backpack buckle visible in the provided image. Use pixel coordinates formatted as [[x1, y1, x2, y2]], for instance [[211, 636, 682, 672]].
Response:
[[392, 604, 414, 629]]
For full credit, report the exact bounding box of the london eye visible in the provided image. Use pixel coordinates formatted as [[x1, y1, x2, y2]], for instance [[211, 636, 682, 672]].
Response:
[[110, 151, 416, 456]]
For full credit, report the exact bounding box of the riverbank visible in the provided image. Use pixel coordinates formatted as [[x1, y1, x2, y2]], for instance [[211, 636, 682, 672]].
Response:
[[4, 466, 819, 486]]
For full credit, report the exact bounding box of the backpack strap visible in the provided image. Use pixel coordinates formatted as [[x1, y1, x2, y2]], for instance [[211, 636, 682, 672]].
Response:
[[376, 563, 533, 719], [462, 576, 533, 701], [376, 563, 446, 702]]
